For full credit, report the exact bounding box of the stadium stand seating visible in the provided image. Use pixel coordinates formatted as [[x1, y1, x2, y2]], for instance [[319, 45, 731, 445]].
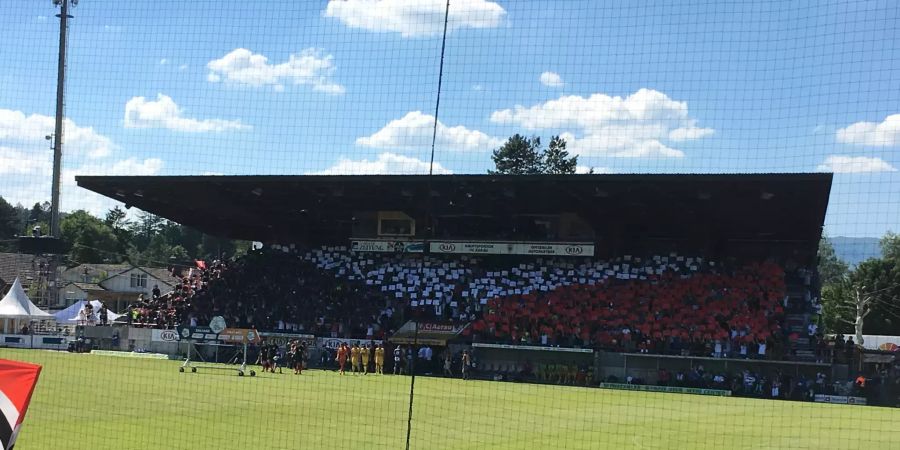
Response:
[[131, 245, 819, 362]]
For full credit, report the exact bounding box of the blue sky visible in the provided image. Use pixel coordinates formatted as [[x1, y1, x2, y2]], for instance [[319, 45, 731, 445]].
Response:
[[1, 0, 898, 237]]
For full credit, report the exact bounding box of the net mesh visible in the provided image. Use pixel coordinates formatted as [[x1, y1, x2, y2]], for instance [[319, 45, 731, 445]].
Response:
[[1, 1, 898, 449]]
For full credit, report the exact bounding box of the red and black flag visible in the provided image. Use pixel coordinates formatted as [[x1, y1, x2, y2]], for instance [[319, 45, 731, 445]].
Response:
[[0, 359, 42, 450]]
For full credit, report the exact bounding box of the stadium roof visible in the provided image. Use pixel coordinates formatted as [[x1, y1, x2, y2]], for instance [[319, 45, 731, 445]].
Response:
[[77, 173, 832, 260]]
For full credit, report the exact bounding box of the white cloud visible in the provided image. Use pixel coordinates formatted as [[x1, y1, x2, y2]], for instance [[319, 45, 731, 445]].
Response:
[[490, 88, 712, 158], [816, 155, 897, 174], [540, 72, 563, 88], [159, 58, 168, 65], [836, 114, 900, 147], [575, 165, 614, 174], [324, 0, 506, 38], [206, 48, 345, 94], [669, 125, 715, 142], [472, 84, 484, 91], [313, 152, 452, 175], [357, 111, 502, 152], [178, 64, 188, 71], [0, 108, 114, 159], [0, 107, 164, 215], [124, 94, 249, 133]]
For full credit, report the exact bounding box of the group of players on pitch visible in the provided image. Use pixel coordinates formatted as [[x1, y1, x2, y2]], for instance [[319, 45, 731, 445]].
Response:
[[335, 342, 386, 375], [257, 339, 309, 375]]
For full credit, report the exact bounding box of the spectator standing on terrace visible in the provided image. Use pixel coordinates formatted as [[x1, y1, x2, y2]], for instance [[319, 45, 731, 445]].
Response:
[[443, 351, 453, 377], [807, 322, 818, 350], [461, 351, 471, 380], [152, 284, 161, 299], [393, 346, 403, 375], [99, 306, 109, 326]]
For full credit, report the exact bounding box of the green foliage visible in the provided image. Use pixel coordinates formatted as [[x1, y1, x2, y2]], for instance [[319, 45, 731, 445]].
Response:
[[0, 195, 20, 240], [59, 210, 121, 264], [881, 231, 900, 262], [821, 250, 900, 335], [542, 136, 579, 174], [490, 134, 579, 175], [817, 237, 849, 286]]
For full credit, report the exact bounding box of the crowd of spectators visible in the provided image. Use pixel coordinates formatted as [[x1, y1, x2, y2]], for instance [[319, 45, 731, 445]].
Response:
[[133, 245, 807, 361], [470, 261, 788, 358]]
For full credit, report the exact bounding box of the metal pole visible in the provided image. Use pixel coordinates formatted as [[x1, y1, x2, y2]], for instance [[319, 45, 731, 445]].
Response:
[[51, 0, 72, 238]]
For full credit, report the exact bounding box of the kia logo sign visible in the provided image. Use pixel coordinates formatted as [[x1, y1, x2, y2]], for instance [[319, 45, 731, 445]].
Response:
[[160, 330, 178, 341], [438, 243, 456, 252], [565, 246, 584, 255]]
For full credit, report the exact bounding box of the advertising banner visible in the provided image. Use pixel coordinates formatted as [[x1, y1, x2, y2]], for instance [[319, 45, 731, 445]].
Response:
[[429, 241, 594, 257], [218, 328, 262, 345], [259, 332, 316, 348], [316, 337, 383, 350], [151, 329, 180, 343], [350, 240, 424, 253], [813, 394, 867, 405], [175, 326, 219, 343]]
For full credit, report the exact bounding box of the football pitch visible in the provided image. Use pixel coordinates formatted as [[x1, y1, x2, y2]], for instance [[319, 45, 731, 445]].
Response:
[[2, 348, 896, 450]]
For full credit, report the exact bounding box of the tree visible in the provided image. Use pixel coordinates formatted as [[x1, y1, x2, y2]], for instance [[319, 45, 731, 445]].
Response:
[[490, 134, 544, 175], [0, 196, 19, 239], [817, 237, 849, 286], [490, 134, 580, 175], [28, 202, 50, 225], [822, 257, 900, 341], [541, 136, 579, 174], [129, 211, 165, 251], [490, 134, 579, 175], [59, 210, 122, 264], [881, 231, 900, 261]]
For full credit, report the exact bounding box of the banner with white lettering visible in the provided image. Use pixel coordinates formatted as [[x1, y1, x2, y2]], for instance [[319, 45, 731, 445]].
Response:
[[317, 337, 383, 350], [350, 240, 424, 253], [151, 329, 180, 343], [429, 241, 594, 256]]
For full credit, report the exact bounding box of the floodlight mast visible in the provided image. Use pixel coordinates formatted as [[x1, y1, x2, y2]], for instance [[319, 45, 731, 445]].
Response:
[[50, 0, 76, 238]]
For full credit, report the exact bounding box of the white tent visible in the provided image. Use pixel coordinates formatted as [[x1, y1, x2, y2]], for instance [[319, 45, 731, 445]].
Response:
[[53, 299, 122, 324], [0, 278, 53, 333]]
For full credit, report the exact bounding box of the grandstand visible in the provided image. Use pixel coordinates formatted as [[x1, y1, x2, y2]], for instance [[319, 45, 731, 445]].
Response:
[[78, 173, 832, 374]]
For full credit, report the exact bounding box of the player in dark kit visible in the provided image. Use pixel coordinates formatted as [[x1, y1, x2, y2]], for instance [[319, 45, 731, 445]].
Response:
[[293, 341, 306, 375], [270, 343, 283, 374], [258, 342, 271, 373]]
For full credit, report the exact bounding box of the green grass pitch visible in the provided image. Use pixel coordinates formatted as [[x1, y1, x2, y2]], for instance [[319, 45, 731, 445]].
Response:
[[2, 348, 896, 450]]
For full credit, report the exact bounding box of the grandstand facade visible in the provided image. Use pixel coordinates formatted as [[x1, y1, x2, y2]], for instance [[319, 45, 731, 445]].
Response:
[[78, 173, 831, 265]]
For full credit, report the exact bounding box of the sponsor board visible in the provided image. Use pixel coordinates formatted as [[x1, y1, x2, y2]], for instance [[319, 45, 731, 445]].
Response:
[[176, 326, 219, 343], [317, 337, 383, 350], [598, 383, 731, 397], [814, 394, 867, 405], [418, 323, 468, 334], [151, 329, 180, 343], [259, 332, 316, 348], [429, 241, 594, 257], [350, 240, 424, 253], [218, 328, 261, 345], [472, 342, 594, 353]]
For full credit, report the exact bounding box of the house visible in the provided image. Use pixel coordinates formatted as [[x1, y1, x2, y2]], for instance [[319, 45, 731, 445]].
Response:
[[0, 252, 53, 306], [58, 264, 181, 312]]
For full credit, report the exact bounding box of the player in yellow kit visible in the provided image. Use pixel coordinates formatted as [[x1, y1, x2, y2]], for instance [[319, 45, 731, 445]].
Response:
[[374, 345, 385, 375], [351, 344, 362, 374], [360, 344, 371, 375]]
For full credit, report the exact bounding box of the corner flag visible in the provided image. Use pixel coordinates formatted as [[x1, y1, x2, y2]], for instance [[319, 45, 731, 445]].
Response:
[[0, 359, 42, 450]]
